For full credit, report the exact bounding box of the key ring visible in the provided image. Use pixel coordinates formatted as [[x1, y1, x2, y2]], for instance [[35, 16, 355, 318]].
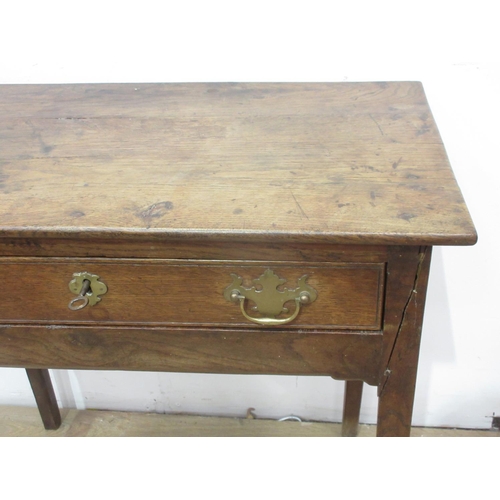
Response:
[[68, 294, 90, 311], [68, 278, 91, 310]]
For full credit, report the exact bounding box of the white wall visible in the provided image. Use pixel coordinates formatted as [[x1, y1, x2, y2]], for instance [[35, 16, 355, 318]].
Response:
[[0, 0, 498, 429]]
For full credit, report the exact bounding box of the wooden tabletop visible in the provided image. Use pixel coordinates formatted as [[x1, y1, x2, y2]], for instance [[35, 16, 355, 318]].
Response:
[[0, 82, 476, 245]]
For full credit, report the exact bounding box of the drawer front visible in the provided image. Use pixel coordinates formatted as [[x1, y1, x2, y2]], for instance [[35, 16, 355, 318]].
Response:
[[0, 258, 385, 330]]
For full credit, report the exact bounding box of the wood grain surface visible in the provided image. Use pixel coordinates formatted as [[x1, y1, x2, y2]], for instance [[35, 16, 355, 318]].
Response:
[[0, 82, 476, 245], [376, 246, 432, 436], [0, 258, 384, 330], [0, 82, 478, 436], [0, 326, 383, 385]]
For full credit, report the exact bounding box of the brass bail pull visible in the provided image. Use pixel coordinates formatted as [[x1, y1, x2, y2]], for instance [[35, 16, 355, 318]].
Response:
[[223, 270, 318, 326], [68, 279, 91, 311]]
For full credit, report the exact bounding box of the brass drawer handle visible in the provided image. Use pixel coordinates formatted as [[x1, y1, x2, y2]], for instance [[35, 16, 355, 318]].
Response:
[[224, 269, 317, 326], [68, 272, 108, 311]]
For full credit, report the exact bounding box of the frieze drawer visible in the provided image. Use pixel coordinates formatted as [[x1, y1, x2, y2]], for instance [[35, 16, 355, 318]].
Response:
[[0, 258, 385, 331]]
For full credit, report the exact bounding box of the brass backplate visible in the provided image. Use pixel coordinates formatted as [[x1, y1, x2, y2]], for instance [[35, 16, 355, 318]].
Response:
[[223, 269, 317, 318]]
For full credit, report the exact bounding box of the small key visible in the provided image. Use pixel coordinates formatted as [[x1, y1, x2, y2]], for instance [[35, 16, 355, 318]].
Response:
[[68, 279, 91, 311]]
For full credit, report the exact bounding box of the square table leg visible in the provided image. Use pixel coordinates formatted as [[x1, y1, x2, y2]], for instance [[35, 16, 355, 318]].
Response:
[[342, 380, 364, 436], [26, 368, 62, 430], [376, 247, 432, 437]]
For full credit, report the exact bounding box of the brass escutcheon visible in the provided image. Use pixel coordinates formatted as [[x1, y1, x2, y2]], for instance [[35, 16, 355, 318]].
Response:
[[223, 269, 318, 326], [68, 272, 108, 311]]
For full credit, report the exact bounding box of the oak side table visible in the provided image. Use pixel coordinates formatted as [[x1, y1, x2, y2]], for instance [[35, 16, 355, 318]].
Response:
[[0, 82, 476, 436]]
